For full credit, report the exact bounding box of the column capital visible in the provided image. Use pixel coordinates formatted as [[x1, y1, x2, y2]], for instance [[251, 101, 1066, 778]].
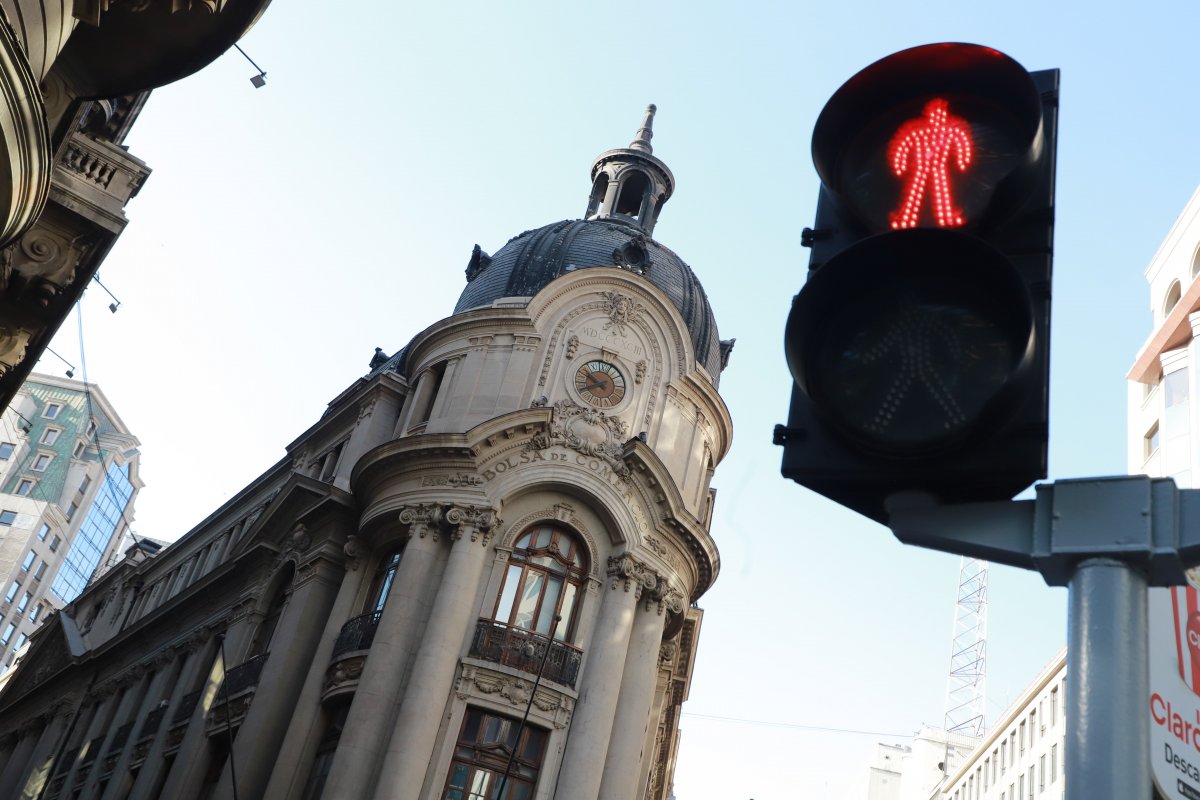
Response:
[[445, 504, 499, 546], [607, 553, 659, 597], [399, 503, 444, 542]]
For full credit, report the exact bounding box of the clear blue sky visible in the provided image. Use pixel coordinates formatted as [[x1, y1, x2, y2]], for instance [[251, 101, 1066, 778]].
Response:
[[37, 2, 1200, 796]]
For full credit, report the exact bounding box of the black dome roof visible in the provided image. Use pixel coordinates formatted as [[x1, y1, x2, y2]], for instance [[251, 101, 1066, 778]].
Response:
[[454, 218, 723, 382]]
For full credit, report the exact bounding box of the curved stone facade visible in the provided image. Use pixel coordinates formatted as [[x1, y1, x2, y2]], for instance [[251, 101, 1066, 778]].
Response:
[[0, 109, 727, 800]]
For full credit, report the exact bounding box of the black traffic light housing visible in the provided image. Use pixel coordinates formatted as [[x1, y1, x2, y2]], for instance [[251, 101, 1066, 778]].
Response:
[[779, 43, 1058, 523]]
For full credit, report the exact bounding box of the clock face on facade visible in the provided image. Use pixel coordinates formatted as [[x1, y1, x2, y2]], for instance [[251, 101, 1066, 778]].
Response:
[[574, 361, 626, 408]]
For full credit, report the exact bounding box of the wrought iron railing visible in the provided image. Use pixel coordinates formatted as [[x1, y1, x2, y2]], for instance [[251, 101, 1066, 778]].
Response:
[[332, 611, 383, 658], [468, 619, 583, 689], [221, 653, 268, 696]]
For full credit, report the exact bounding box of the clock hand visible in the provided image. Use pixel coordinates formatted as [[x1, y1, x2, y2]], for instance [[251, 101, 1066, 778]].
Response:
[[584, 378, 610, 390]]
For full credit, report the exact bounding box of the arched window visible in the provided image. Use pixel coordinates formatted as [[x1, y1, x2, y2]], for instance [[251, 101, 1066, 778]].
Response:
[[366, 545, 403, 612], [493, 525, 587, 642], [615, 170, 649, 218], [587, 173, 609, 217], [1164, 280, 1183, 317]]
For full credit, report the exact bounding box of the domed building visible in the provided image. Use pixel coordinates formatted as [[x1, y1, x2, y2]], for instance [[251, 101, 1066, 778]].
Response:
[[0, 107, 732, 800]]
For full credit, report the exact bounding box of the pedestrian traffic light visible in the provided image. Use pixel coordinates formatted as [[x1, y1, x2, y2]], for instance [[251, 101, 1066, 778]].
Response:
[[778, 43, 1058, 523]]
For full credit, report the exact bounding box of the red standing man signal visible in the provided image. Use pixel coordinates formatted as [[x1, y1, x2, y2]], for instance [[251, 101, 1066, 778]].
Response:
[[888, 98, 974, 229]]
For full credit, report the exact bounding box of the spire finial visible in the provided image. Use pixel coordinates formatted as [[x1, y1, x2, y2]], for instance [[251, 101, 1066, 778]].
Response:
[[629, 104, 656, 153]]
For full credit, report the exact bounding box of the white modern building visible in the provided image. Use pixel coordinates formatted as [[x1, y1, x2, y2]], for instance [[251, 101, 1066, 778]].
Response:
[[939, 648, 1066, 800], [867, 726, 980, 800]]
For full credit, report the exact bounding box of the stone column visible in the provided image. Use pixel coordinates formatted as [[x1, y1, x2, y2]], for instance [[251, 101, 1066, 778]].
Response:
[[373, 504, 496, 800], [128, 642, 211, 800], [157, 626, 250, 800], [101, 659, 173, 800], [61, 688, 117, 793], [552, 555, 652, 800], [598, 584, 683, 799], [322, 505, 448, 800], [213, 549, 345, 800], [0, 721, 43, 799], [0, 734, 15, 780], [261, 544, 365, 800], [16, 707, 73, 800], [80, 672, 147, 797]]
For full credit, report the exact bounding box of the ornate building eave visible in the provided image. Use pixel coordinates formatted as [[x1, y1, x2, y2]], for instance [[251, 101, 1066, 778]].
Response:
[[0, 16, 50, 246], [622, 437, 720, 600], [55, 0, 274, 99]]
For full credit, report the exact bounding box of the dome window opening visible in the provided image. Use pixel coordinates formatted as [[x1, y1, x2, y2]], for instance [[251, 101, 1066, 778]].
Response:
[[615, 170, 650, 222], [587, 173, 610, 218]]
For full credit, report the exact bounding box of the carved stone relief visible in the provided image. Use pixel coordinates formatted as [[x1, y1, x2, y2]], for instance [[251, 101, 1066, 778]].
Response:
[[526, 400, 630, 480]]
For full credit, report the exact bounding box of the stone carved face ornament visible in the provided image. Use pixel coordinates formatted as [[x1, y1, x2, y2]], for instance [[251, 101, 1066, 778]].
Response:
[[601, 291, 645, 336]]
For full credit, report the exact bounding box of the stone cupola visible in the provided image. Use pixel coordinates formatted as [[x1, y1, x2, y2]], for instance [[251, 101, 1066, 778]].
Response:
[[585, 104, 675, 236]]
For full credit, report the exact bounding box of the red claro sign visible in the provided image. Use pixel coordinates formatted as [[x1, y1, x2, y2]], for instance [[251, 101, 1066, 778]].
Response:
[[1150, 581, 1200, 799]]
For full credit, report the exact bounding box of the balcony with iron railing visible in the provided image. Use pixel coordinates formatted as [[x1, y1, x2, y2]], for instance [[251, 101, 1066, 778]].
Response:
[[322, 611, 382, 702], [468, 619, 583, 689], [332, 611, 382, 658]]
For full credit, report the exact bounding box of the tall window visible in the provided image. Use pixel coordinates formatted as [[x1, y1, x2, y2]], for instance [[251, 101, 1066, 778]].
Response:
[[493, 525, 587, 641], [366, 546, 403, 612], [52, 461, 134, 602], [443, 708, 547, 800]]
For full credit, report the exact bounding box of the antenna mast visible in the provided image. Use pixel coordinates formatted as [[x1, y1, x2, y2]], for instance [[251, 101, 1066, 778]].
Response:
[[942, 555, 988, 773]]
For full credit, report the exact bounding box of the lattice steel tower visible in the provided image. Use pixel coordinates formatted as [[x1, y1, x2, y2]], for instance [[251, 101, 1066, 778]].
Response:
[[943, 555, 988, 740]]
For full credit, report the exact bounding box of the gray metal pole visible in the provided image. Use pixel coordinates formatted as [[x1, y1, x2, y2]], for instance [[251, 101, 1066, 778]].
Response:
[[1066, 557, 1150, 800]]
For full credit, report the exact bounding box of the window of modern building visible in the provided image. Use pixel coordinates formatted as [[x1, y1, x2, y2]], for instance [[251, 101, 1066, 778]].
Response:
[[42, 403, 61, 420], [1050, 687, 1057, 725], [1001, 741, 1007, 773], [65, 502, 77, 521], [35, 523, 48, 540], [33, 561, 46, 581], [443, 707, 547, 800], [1050, 743, 1057, 781], [20, 552, 34, 572], [0, 623, 13, 644], [14, 633, 26, 651], [29, 603, 42, 623], [1019, 720, 1026, 751], [72, 440, 86, 459], [4, 582, 18, 602], [492, 524, 588, 641], [79, 474, 91, 494], [86, 419, 96, 438], [39, 428, 60, 446], [52, 461, 135, 603], [15, 479, 34, 496], [16, 592, 30, 613], [0, 442, 13, 460], [31, 454, 51, 472], [0, 510, 15, 526], [48, 536, 60, 553]]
